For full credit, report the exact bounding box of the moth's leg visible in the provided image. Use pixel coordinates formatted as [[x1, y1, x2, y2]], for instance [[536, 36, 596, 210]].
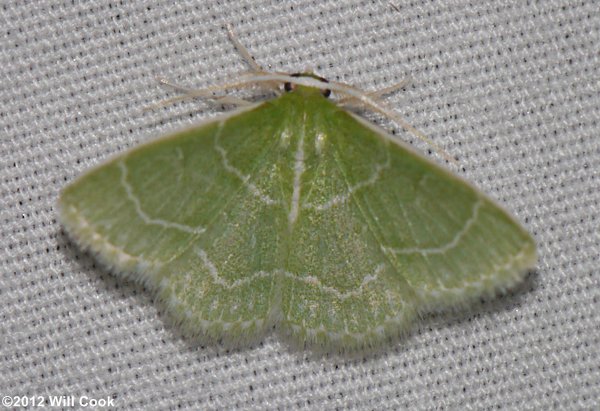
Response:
[[338, 77, 412, 105]]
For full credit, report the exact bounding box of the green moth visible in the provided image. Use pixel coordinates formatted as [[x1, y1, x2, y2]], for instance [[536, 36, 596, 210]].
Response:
[[59, 41, 536, 351]]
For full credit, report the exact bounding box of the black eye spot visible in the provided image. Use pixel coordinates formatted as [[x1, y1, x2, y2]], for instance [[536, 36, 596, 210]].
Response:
[[285, 73, 331, 97]]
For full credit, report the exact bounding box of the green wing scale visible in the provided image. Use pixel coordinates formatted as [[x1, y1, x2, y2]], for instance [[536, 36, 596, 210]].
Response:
[[60, 85, 536, 350]]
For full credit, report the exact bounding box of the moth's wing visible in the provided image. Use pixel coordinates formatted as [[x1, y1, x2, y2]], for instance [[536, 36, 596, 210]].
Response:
[[280, 99, 536, 350], [278, 99, 420, 351], [346, 115, 537, 310], [61, 89, 536, 351], [60, 103, 290, 344]]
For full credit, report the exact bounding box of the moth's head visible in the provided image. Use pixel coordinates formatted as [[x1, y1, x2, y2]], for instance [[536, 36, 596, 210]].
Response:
[[283, 73, 332, 98]]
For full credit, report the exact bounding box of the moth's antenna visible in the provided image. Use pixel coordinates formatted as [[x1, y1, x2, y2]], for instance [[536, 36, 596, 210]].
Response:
[[226, 24, 280, 92], [149, 25, 280, 110], [226, 24, 263, 73], [150, 26, 456, 164]]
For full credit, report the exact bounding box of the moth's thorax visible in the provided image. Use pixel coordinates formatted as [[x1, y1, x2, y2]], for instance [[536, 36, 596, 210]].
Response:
[[273, 90, 336, 157]]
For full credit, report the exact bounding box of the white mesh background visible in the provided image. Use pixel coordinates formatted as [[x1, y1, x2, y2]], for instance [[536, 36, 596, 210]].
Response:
[[1, 1, 599, 409]]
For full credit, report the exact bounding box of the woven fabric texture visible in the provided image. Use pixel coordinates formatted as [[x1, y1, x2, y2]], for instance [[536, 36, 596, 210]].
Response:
[[1, 1, 599, 409]]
